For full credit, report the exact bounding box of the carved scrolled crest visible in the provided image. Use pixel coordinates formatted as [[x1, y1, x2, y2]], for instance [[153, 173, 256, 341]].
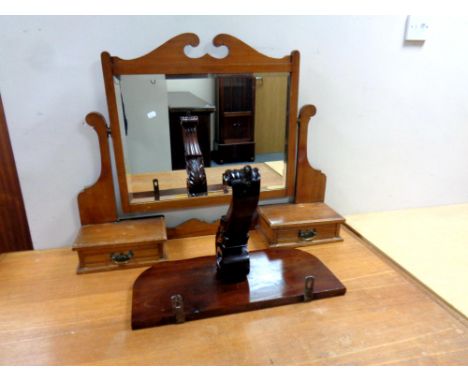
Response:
[[106, 33, 295, 75]]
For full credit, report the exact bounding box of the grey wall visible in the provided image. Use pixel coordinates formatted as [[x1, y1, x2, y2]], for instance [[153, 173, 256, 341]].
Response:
[[119, 74, 172, 174], [1, 16, 467, 249]]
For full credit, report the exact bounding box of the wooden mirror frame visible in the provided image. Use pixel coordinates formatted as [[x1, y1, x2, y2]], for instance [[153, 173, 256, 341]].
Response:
[[101, 33, 300, 214]]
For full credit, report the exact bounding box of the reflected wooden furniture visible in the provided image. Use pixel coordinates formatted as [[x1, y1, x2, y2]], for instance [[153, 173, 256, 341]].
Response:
[[1, 226, 467, 365], [214, 75, 256, 164], [168, 91, 215, 170]]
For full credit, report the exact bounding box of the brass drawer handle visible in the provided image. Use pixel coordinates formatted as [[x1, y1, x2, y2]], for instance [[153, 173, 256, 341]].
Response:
[[298, 229, 317, 241], [111, 250, 134, 265]]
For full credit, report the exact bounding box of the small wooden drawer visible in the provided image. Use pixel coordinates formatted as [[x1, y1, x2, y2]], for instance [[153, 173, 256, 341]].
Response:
[[257, 203, 345, 248], [73, 217, 167, 274]]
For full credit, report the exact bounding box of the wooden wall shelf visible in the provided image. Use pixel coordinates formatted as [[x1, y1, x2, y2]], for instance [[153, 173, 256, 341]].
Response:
[[131, 247, 346, 329]]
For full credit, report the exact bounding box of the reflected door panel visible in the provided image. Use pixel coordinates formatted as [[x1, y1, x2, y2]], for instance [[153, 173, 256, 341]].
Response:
[[254, 73, 289, 157]]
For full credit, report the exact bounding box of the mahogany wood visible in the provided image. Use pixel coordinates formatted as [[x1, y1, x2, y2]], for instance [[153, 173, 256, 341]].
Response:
[[214, 75, 256, 164], [215, 166, 260, 279], [101, 33, 300, 214], [1, 227, 467, 365], [0, 94, 33, 253], [180, 116, 208, 196], [168, 91, 215, 170], [131, 248, 346, 329], [77, 112, 117, 225], [295, 105, 327, 203]]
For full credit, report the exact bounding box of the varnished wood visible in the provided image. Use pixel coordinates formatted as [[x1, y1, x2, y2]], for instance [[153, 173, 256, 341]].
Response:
[[101, 33, 300, 214], [0, 227, 466, 365], [257, 203, 344, 247], [259, 203, 344, 228], [0, 94, 32, 253], [215, 166, 260, 278], [132, 248, 346, 329], [111, 33, 293, 75], [287, 51, 300, 200], [166, 218, 220, 239], [295, 105, 327, 203], [77, 112, 117, 225], [73, 217, 166, 274], [73, 218, 166, 252]]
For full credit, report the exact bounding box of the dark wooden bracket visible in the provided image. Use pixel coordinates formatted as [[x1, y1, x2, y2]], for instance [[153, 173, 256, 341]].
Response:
[[77, 112, 118, 225], [295, 105, 327, 203], [152, 178, 160, 201], [216, 165, 260, 280], [131, 248, 346, 329]]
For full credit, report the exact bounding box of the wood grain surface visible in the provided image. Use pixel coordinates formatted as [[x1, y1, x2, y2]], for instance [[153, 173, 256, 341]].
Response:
[[102, 33, 298, 214], [258, 203, 344, 228], [0, 94, 32, 253], [77, 112, 117, 225], [0, 227, 467, 365], [294, 105, 327, 204], [132, 249, 346, 329], [73, 217, 166, 251]]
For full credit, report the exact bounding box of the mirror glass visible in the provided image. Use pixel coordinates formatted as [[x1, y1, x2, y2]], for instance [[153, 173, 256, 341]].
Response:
[[113, 73, 290, 203]]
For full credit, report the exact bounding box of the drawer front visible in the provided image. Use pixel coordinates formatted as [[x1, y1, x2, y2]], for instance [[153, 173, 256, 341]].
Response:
[[276, 224, 339, 245], [77, 244, 165, 273]]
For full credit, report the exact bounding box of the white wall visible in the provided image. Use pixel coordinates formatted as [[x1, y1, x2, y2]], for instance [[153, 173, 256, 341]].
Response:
[[1, 16, 467, 249]]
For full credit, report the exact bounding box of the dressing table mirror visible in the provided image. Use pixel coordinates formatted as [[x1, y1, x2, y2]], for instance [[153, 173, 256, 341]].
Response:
[[73, 33, 344, 274], [101, 33, 298, 213]]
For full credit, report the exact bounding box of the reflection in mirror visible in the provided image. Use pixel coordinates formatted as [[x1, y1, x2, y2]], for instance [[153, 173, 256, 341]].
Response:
[[113, 73, 290, 204]]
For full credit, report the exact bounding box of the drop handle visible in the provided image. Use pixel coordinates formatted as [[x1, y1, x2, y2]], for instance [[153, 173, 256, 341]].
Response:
[[298, 229, 317, 241], [111, 250, 134, 264]]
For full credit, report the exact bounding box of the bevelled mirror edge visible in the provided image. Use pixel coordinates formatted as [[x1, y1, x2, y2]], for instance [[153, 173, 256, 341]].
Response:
[[100, 33, 300, 214]]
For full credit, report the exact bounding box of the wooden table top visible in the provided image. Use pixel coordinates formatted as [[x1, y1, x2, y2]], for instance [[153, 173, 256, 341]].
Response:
[[0, 227, 467, 365]]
